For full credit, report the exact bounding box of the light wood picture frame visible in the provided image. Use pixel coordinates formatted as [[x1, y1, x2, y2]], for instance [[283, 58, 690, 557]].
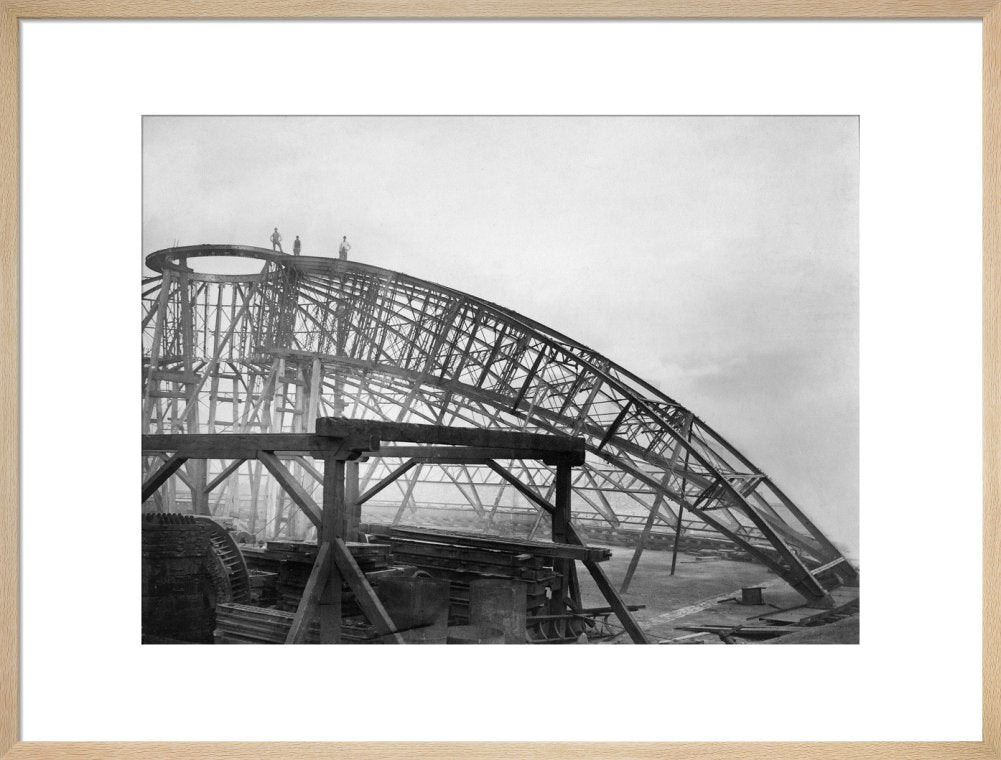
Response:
[[0, 3, 996, 758]]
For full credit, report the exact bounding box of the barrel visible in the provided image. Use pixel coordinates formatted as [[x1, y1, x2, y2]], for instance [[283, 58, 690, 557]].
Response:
[[376, 576, 450, 630]]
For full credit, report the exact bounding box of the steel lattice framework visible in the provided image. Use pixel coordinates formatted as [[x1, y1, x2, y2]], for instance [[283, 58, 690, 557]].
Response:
[[142, 244, 857, 601]]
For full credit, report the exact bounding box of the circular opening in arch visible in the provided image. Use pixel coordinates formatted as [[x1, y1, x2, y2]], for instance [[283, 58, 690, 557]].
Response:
[[146, 245, 283, 281], [183, 255, 268, 276]]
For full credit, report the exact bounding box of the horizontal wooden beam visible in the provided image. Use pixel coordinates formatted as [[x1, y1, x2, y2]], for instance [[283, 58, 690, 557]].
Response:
[[142, 433, 380, 459], [368, 525, 612, 563], [364, 445, 581, 465], [316, 417, 585, 462]]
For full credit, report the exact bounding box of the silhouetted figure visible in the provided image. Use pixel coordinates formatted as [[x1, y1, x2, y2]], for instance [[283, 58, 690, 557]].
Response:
[[339, 235, 351, 260], [270, 227, 283, 252], [293, 236, 301, 256]]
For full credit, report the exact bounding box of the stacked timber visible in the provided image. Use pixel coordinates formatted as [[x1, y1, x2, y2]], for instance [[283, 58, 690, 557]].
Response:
[[242, 540, 391, 612], [214, 603, 376, 644], [363, 525, 611, 626]]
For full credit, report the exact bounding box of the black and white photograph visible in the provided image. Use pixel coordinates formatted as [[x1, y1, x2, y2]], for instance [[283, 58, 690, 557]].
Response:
[[140, 115, 859, 646]]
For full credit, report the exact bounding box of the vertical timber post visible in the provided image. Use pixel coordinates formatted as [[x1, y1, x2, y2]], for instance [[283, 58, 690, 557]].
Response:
[[550, 462, 572, 615], [320, 458, 345, 644], [345, 460, 361, 542]]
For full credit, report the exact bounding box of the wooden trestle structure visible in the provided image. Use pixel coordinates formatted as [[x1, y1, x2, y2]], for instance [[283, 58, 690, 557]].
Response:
[[142, 244, 858, 609], [142, 419, 650, 644]]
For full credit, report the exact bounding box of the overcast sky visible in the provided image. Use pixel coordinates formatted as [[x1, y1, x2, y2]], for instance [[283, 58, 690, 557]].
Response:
[[143, 116, 859, 559]]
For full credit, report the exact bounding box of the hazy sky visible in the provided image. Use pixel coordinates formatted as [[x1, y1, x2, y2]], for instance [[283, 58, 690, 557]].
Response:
[[143, 116, 859, 558]]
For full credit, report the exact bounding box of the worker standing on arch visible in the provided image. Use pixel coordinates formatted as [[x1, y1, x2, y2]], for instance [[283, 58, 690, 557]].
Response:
[[293, 235, 301, 256], [270, 227, 283, 252], [339, 235, 351, 260]]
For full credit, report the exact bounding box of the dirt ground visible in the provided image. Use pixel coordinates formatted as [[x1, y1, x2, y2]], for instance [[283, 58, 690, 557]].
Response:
[[576, 543, 859, 644]]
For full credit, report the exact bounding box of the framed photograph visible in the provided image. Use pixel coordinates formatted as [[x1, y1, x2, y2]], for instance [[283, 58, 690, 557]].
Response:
[[2, 3, 995, 759]]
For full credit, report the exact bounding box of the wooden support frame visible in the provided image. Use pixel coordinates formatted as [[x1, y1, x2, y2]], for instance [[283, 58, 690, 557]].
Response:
[[141, 426, 626, 644], [485, 460, 648, 644], [143, 433, 408, 645]]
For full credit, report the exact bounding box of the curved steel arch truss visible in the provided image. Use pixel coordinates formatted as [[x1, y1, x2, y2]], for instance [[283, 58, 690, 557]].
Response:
[[142, 244, 857, 601]]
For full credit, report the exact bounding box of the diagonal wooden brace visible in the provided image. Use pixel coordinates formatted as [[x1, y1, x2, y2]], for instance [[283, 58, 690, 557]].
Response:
[[259, 450, 322, 526], [142, 453, 188, 502], [330, 538, 405, 644], [285, 542, 332, 644]]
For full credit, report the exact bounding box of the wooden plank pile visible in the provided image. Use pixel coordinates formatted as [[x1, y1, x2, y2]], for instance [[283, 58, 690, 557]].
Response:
[[242, 540, 391, 612], [363, 524, 609, 625], [371, 525, 612, 562], [214, 603, 376, 644]]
